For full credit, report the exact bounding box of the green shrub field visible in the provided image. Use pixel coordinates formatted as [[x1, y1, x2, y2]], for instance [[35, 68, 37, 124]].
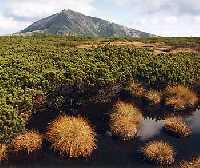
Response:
[[0, 36, 199, 142]]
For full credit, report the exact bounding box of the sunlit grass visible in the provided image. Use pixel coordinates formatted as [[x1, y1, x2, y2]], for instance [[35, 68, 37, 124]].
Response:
[[109, 101, 143, 140], [145, 90, 161, 105], [47, 115, 96, 158], [142, 140, 175, 165], [11, 131, 43, 154], [128, 81, 161, 105], [164, 116, 192, 137], [0, 144, 7, 162], [164, 85, 198, 110], [129, 81, 146, 98], [180, 156, 200, 168]]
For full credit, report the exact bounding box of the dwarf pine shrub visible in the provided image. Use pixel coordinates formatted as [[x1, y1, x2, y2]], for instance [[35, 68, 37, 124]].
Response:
[[0, 103, 25, 143]]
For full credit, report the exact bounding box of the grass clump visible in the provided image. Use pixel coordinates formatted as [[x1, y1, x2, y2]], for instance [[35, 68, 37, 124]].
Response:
[[180, 157, 200, 168], [11, 131, 43, 154], [164, 116, 192, 137], [164, 85, 198, 110], [142, 140, 175, 165], [129, 81, 146, 98], [0, 144, 7, 162], [128, 82, 161, 105], [145, 90, 161, 105], [109, 101, 143, 140], [47, 116, 96, 158]]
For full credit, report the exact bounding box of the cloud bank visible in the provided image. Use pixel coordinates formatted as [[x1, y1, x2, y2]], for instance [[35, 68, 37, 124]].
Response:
[[0, 0, 200, 36], [0, 0, 95, 34], [4, 0, 94, 20], [111, 0, 200, 36]]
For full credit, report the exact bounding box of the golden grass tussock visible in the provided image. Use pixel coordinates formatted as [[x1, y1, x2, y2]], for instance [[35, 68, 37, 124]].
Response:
[[0, 144, 7, 161], [11, 131, 43, 154], [142, 140, 175, 165], [164, 85, 198, 110], [164, 116, 192, 137], [129, 81, 161, 105], [47, 116, 96, 158], [180, 157, 200, 168], [109, 101, 143, 140], [129, 81, 146, 98], [145, 90, 161, 104]]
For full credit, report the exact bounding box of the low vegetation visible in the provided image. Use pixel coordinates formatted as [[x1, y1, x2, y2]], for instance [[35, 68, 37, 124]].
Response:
[[144, 90, 161, 105], [0, 36, 199, 164], [0, 104, 25, 143], [109, 101, 143, 140], [47, 116, 96, 158], [11, 131, 43, 154], [180, 157, 200, 168], [129, 81, 146, 98], [0, 144, 7, 162], [128, 81, 161, 105], [142, 140, 175, 165], [164, 85, 198, 110], [164, 117, 192, 137]]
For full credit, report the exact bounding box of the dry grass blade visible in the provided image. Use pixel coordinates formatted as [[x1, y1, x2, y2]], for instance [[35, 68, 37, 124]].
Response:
[[145, 90, 161, 104], [47, 116, 96, 158], [164, 116, 192, 137], [109, 101, 143, 140], [129, 81, 146, 98], [142, 140, 175, 165], [0, 144, 7, 161], [11, 131, 43, 154], [164, 85, 198, 110], [180, 157, 200, 168]]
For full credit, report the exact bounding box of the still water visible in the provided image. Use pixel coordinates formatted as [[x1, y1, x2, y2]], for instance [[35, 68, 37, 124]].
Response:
[[2, 109, 200, 168]]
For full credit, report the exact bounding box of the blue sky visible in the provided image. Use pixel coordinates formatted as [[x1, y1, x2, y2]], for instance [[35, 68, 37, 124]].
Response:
[[0, 0, 200, 36]]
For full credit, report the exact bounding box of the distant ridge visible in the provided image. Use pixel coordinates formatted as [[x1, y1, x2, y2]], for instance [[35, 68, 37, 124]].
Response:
[[21, 9, 155, 37]]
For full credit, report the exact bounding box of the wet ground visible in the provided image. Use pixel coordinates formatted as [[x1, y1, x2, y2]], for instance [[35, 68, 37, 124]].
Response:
[[2, 109, 200, 168]]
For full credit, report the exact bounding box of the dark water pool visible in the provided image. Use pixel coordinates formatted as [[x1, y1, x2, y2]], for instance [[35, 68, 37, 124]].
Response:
[[2, 109, 200, 168]]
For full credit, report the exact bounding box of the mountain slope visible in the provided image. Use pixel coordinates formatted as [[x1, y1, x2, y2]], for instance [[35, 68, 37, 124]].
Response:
[[21, 9, 155, 37]]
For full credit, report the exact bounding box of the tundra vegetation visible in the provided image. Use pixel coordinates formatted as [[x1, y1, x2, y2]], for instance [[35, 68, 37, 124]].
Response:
[[179, 157, 200, 168], [0, 36, 199, 165], [164, 116, 192, 137], [109, 101, 142, 140], [0, 144, 7, 161], [11, 131, 43, 155], [164, 85, 198, 110], [47, 116, 96, 158], [142, 140, 175, 165]]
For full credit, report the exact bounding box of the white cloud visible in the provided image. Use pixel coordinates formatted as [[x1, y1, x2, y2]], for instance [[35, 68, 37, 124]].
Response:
[[0, 0, 200, 36], [0, 0, 95, 34], [194, 16, 200, 23], [112, 0, 200, 15], [5, 0, 95, 19], [111, 0, 200, 36], [164, 16, 177, 24], [0, 14, 31, 34], [129, 15, 200, 36]]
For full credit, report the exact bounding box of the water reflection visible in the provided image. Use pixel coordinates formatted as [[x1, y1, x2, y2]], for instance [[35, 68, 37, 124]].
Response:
[[1, 109, 200, 168], [187, 109, 200, 133], [138, 118, 164, 140]]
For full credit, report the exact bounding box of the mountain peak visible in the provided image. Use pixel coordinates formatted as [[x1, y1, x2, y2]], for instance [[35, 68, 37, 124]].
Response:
[[21, 9, 155, 37], [60, 9, 76, 14], [59, 9, 85, 17]]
